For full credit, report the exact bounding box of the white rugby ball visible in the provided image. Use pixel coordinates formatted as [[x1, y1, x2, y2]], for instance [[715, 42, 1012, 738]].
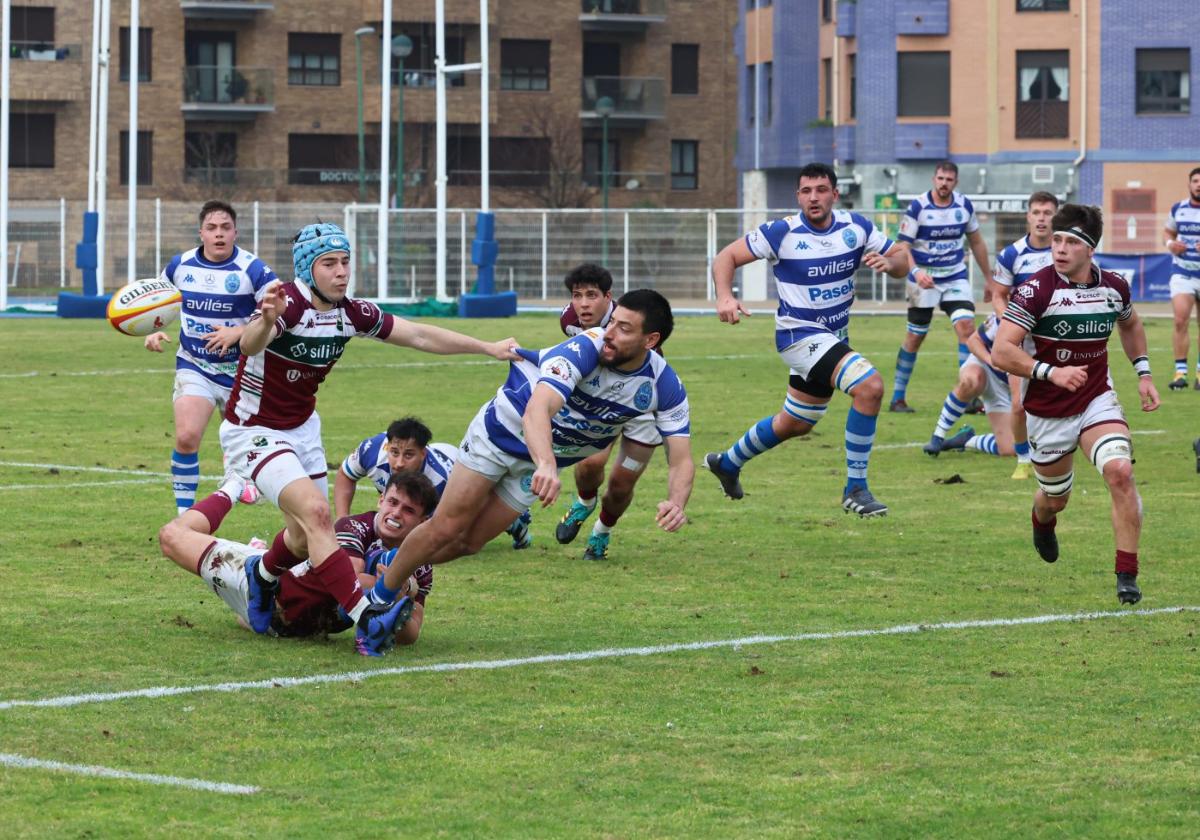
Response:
[[106, 279, 182, 336]]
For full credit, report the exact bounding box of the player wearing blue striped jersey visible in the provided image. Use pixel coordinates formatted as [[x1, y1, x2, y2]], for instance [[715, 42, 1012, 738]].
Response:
[[889, 162, 992, 413], [143, 201, 277, 514], [988, 191, 1058, 478], [370, 290, 694, 611], [1165, 167, 1200, 391], [333, 417, 457, 517], [705, 162, 910, 517]]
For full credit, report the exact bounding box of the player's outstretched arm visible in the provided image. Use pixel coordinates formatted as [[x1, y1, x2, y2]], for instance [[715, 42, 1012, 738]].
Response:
[[712, 238, 757, 324], [333, 470, 357, 520], [239, 281, 287, 356], [862, 243, 911, 279], [1117, 310, 1161, 412], [522, 383, 567, 507], [144, 331, 171, 352], [656, 435, 694, 532], [385, 318, 520, 361]]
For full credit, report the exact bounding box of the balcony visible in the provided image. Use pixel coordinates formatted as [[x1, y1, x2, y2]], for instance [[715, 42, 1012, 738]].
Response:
[[180, 0, 273, 19], [363, 71, 497, 125], [1015, 100, 1069, 139], [580, 77, 665, 124], [181, 66, 275, 120], [8, 42, 84, 102], [579, 0, 666, 32]]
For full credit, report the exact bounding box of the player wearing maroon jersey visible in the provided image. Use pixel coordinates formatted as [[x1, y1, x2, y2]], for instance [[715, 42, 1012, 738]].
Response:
[[220, 222, 520, 655], [992, 204, 1160, 605], [158, 471, 438, 652]]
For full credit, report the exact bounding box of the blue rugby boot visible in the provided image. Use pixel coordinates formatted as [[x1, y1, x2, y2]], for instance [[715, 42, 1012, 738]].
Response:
[[354, 596, 415, 657], [243, 554, 278, 635]]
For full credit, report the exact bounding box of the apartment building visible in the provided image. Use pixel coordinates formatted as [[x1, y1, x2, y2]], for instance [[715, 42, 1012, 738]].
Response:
[[6, 0, 739, 209]]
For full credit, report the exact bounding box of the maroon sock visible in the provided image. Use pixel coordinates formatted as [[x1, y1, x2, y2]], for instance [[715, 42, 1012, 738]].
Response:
[[1115, 550, 1138, 576], [599, 505, 622, 528], [310, 548, 366, 615], [191, 492, 233, 533], [1031, 508, 1056, 532], [262, 528, 303, 577]]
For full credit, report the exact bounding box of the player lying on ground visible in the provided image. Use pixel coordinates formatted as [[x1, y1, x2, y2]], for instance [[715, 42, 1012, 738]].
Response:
[[159, 471, 439, 653], [364, 290, 694, 635]]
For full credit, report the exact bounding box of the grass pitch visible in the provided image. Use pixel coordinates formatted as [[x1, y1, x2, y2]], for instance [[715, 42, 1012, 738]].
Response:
[[1, 311, 1198, 837]]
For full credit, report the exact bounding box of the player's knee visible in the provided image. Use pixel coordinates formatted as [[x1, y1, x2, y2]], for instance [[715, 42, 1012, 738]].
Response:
[[1101, 458, 1135, 493], [848, 371, 883, 404], [1034, 468, 1073, 501], [174, 430, 203, 453], [575, 459, 605, 488], [298, 495, 333, 533], [157, 520, 183, 557], [607, 466, 641, 499]]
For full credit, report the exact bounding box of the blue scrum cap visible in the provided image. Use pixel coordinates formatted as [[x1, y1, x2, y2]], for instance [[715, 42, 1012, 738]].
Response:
[[292, 222, 351, 285]]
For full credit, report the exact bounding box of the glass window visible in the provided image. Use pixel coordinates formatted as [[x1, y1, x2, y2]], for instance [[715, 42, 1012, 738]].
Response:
[[582, 137, 621, 186], [670, 140, 698, 190], [500, 40, 550, 91], [9, 113, 55, 168], [1017, 0, 1068, 10], [12, 6, 55, 44], [822, 0, 833, 22], [671, 44, 699, 95], [764, 61, 773, 125], [897, 51, 950, 117], [391, 24, 466, 88], [288, 34, 340, 86], [119, 131, 153, 186], [822, 57, 832, 120], [849, 53, 857, 119], [1137, 48, 1190, 114], [1016, 50, 1069, 138], [119, 27, 152, 82]]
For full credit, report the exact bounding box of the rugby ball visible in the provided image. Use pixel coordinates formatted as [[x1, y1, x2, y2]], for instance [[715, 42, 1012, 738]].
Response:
[[106, 279, 182, 336]]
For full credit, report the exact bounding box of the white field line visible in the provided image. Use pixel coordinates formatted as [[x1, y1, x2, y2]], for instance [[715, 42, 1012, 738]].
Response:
[[0, 461, 224, 481], [1, 605, 1195, 712], [0, 478, 160, 492], [0, 752, 258, 796]]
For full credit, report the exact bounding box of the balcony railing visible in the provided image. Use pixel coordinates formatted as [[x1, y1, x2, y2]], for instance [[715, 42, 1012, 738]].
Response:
[[8, 41, 83, 61], [579, 0, 667, 29], [580, 76, 665, 120], [582, 171, 667, 190], [182, 66, 274, 118], [1015, 100, 1069, 139], [180, 0, 274, 19]]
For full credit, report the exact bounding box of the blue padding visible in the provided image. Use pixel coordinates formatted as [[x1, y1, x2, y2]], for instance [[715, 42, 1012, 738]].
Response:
[[458, 291, 518, 318], [472, 239, 499, 266], [57, 292, 111, 319]]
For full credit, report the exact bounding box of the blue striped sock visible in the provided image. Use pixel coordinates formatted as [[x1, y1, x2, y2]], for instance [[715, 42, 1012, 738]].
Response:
[[934, 392, 968, 439], [172, 450, 200, 513], [967, 434, 1000, 455], [958, 343, 969, 366], [1176, 359, 1188, 376], [892, 348, 917, 402], [721, 416, 782, 472], [1015, 440, 1030, 459], [844, 407, 877, 493]]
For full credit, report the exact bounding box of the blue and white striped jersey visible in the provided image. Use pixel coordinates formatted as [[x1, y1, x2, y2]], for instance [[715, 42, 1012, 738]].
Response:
[[745, 210, 892, 352], [160, 246, 277, 388], [482, 329, 690, 467], [993, 235, 1053, 288], [974, 314, 1008, 382], [898, 191, 980, 283], [1165, 200, 1200, 278], [340, 433, 458, 498]]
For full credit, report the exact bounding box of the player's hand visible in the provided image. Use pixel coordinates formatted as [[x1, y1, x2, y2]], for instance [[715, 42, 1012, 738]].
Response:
[[143, 331, 170, 352], [258, 281, 287, 322], [1167, 240, 1189, 256], [487, 337, 522, 362], [1138, 377, 1160, 412], [530, 462, 561, 508], [1048, 365, 1087, 392], [717, 295, 751, 325], [861, 251, 890, 272], [915, 270, 935, 289], [655, 500, 687, 533], [203, 324, 245, 355]]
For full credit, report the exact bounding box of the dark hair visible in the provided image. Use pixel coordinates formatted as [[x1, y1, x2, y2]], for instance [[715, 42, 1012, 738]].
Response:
[[1028, 191, 1059, 208], [384, 470, 439, 517], [797, 162, 838, 190], [1190, 166, 1200, 180], [199, 200, 236, 226], [386, 417, 432, 448], [1051, 203, 1104, 247], [616, 289, 674, 347], [564, 263, 613, 295], [935, 160, 959, 176]]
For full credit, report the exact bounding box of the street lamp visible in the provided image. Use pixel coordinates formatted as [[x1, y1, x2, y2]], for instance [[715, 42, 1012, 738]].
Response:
[[595, 95, 615, 265], [354, 26, 375, 202], [391, 34, 413, 209]]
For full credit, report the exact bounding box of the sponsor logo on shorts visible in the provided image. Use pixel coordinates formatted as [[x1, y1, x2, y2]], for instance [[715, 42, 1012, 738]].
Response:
[[520, 474, 533, 493], [253, 436, 268, 447]]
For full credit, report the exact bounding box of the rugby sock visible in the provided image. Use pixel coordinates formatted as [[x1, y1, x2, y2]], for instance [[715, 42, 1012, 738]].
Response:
[[934, 392, 968, 439], [310, 547, 369, 620], [261, 529, 302, 579], [1032, 508, 1057, 531], [1115, 549, 1138, 576], [720, 416, 782, 473], [190, 491, 234, 533], [171, 450, 200, 514], [577, 494, 597, 509], [958, 343, 969, 367], [966, 434, 1000, 455], [1014, 440, 1031, 462], [844, 407, 877, 493], [892, 348, 917, 402], [371, 576, 400, 605], [594, 506, 619, 535], [1176, 359, 1188, 376]]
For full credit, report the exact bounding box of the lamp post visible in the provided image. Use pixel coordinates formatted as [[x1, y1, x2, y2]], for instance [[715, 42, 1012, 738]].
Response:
[[392, 34, 413, 210], [354, 26, 375, 202], [595, 95, 614, 265]]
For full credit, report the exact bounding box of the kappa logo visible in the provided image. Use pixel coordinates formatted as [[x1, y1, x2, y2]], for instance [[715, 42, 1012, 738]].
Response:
[[183, 273, 197, 285], [567, 341, 582, 355], [225, 273, 240, 293], [794, 241, 812, 251], [1056, 348, 1072, 362], [587, 376, 601, 388], [808, 341, 821, 355]]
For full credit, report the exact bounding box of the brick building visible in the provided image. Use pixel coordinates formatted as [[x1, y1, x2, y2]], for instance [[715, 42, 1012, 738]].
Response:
[[6, 0, 738, 210]]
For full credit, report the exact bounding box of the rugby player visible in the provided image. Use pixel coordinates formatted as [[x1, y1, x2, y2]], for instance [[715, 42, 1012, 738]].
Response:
[[1165, 166, 1200, 390]]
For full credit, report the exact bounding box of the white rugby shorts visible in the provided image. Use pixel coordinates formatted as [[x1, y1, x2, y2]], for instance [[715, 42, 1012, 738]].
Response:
[[218, 412, 328, 506], [907, 275, 973, 309], [1026, 389, 1127, 466], [778, 330, 847, 380], [962, 356, 1012, 414], [457, 406, 541, 513], [197, 538, 255, 628], [173, 368, 231, 408], [1168, 274, 1200, 300]]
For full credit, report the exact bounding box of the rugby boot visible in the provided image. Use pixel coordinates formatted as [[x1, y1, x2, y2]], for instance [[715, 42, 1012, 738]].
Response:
[[1010, 460, 1032, 480], [939, 426, 975, 453], [243, 554, 278, 634], [555, 498, 597, 544], [354, 596, 415, 657], [704, 453, 744, 500], [842, 487, 888, 517], [1194, 377, 1200, 391], [1031, 509, 1059, 563], [507, 509, 533, 550], [582, 531, 610, 561], [965, 397, 985, 415], [922, 435, 945, 457], [1116, 573, 1142, 605], [888, 398, 915, 413], [1194, 438, 1200, 474], [1168, 373, 1188, 390]]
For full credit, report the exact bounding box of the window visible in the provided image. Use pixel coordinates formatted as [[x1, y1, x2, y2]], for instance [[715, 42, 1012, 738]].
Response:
[[1137, 49, 1190, 114], [671, 140, 698, 190], [1016, 50, 1068, 137], [288, 133, 382, 184], [119, 131, 153, 186], [392, 24, 466, 87], [583, 137, 621, 186], [897, 51, 950, 117], [119, 27, 152, 82], [822, 57, 832, 120], [1017, 0, 1068, 10], [9, 113, 55, 168], [822, 0, 833, 22], [849, 53, 857, 119], [764, 61, 773, 125], [288, 34, 340, 86], [745, 65, 755, 126], [500, 40, 550, 91], [185, 132, 238, 184], [11, 6, 54, 43], [671, 44, 699, 95]]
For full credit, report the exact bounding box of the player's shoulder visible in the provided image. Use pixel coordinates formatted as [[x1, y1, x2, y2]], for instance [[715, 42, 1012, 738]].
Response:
[[957, 192, 975, 212], [1099, 267, 1131, 293]]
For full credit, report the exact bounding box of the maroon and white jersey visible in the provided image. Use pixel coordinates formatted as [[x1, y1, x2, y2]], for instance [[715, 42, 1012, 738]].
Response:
[[335, 511, 434, 605], [225, 281, 395, 429], [1002, 263, 1133, 418], [559, 299, 615, 336]]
